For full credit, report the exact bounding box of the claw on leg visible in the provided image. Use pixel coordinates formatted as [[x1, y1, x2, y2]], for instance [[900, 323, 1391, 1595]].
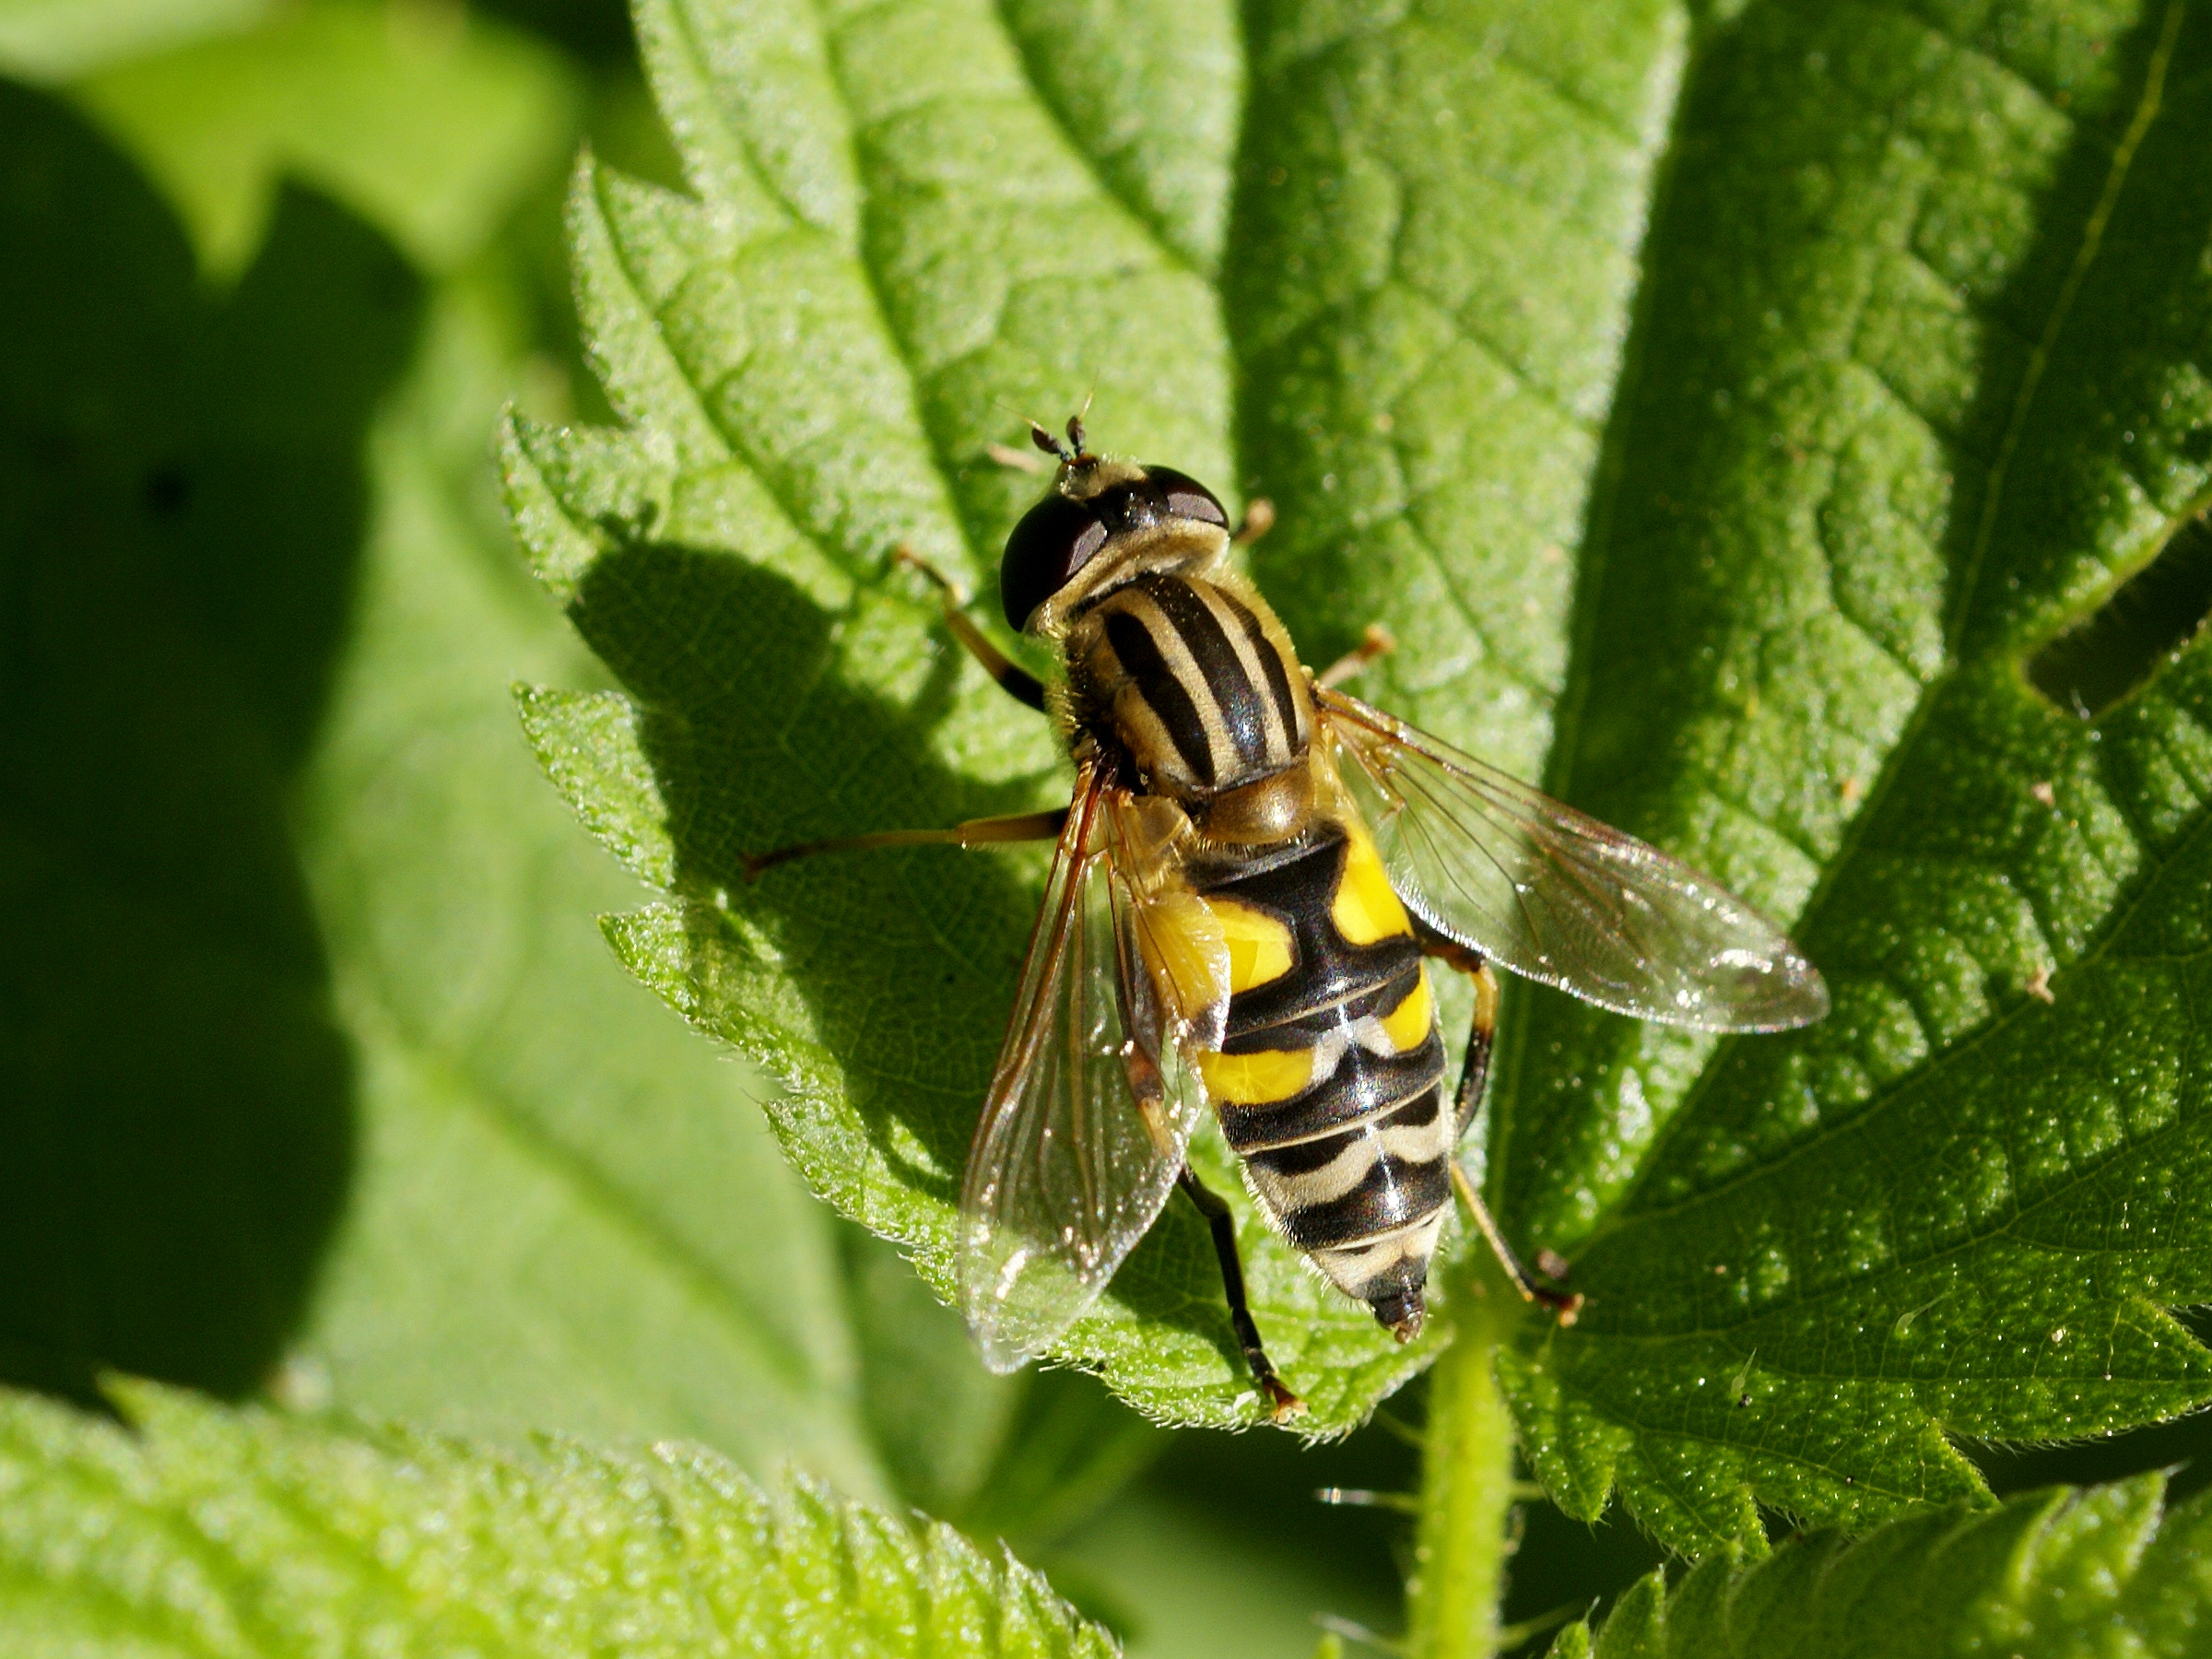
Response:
[[1449, 1164, 1583, 1324], [891, 545, 1047, 712]]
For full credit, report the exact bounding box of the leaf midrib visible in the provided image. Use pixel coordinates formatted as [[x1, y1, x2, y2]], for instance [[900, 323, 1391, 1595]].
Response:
[[1942, 0, 2190, 651]]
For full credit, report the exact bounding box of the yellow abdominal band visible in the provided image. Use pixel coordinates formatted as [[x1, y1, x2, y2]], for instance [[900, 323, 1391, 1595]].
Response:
[[1332, 825, 1411, 945], [1196, 1044, 1312, 1105], [1379, 969, 1433, 1053], [1205, 894, 1293, 993]]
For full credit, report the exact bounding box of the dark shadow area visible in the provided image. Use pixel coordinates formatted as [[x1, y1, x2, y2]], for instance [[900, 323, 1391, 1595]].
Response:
[[1500, 1489, 1668, 1653], [566, 538, 1235, 1357], [2029, 512, 2212, 718], [1971, 1405, 2212, 1505], [967, 1363, 1171, 1547], [475, 0, 636, 67], [839, 1217, 1171, 1597], [0, 82, 421, 1398], [1114, 1389, 1432, 1646]]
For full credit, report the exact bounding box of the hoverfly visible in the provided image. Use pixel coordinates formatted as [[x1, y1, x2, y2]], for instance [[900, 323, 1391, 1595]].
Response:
[[747, 418, 1828, 1418]]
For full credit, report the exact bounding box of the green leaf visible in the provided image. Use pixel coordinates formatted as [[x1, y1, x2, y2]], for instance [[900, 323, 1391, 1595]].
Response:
[[841, 1225, 1167, 1541], [0, 1381, 1114, 1658], [68, 0, 577, 276], [512, 0, 2212, 1525], [505, 0, 1682, 1435], [1495, 0, 2212, 1554], [289, 276, 886, 1498], [3, 47, 1200, 1572], [0, 0, 264, 82], [1544, 1473, 2212, 1658], [0, 78, 411, 1403], [0, 72, 885, 1495]]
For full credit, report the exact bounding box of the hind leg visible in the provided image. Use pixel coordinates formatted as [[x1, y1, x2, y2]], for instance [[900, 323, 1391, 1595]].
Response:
[[1418, 930, 1583, 1323], [1177, 1164, 1305, 1422], [1116, 965, 1303, 1423]]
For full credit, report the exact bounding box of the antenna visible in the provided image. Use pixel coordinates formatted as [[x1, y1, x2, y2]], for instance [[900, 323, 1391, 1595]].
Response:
[[1067, 385, 1097, 459]]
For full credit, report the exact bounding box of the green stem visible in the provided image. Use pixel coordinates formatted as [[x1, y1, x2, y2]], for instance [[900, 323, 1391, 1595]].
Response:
[[1406, 1273, 1517, 1659]]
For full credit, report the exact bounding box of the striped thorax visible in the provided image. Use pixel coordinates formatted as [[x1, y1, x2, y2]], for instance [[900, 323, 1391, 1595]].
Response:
[[1066, 571, 1313, 807]]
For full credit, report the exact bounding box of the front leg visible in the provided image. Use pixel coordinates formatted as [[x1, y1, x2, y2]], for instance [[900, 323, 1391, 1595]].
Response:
[[895, 547, 1047, 712]]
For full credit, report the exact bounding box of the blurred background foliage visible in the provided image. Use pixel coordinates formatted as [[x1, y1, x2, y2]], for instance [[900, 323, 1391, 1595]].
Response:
[[0, 2, 2206, 1653]]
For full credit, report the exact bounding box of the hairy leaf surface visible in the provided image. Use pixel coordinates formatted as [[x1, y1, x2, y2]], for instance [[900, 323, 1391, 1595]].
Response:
[[0, 1382, 1112, 1659], [1496, 0, 2212, 1552], [507, 0, 1679, 1435], [510, 0, 2212, 1509], [1545, 1474, 2212, 1657]]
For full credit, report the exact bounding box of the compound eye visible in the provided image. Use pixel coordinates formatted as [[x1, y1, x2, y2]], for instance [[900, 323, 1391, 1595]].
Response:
[[1140, 466, 1229, 528], [1000, 491, 1109, 629]]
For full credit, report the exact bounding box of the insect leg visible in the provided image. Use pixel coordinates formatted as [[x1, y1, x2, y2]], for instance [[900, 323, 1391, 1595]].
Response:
[[744, 806, 1068, 879], [1176, 1164, 1306, 1422], [1315, 623, 1397, 689], [1417, 926, 1583, 1324], [894, 546, 1048, 712]]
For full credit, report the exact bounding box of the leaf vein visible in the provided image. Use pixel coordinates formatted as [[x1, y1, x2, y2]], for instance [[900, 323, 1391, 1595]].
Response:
[[1942, 0, 2189, 648]]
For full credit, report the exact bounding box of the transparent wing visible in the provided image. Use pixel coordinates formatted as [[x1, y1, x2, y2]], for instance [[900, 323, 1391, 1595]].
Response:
[[1318, 687, 1829, 1032], [956, 771, 1220, 1372]]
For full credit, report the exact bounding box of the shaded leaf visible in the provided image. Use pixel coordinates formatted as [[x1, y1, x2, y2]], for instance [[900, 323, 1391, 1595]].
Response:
[[0, 67, 884, 1492], [291, 277, 883, 1497], [0, 79, 405, 1402], [842, 1225, 1167, 1543]]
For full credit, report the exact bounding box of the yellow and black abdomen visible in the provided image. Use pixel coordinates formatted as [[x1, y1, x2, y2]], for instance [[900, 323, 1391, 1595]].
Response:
[[1187, 816, 1455, 1335]]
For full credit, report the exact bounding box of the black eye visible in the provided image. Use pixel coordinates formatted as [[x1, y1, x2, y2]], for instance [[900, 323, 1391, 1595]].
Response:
[[1000, 491, 1109, 629], [1140, 466, 1229, 528]]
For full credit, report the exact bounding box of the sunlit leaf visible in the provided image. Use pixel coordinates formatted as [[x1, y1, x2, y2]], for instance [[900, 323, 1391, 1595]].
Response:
[[0, 1381, 1113, 1659], [71, 0, 575, 275], [1547, 1474, 2211, 1658], [1495, 0, 2212, 1553], [506, 0, 1681, 1436], [512, 0, 2212, 1540]]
